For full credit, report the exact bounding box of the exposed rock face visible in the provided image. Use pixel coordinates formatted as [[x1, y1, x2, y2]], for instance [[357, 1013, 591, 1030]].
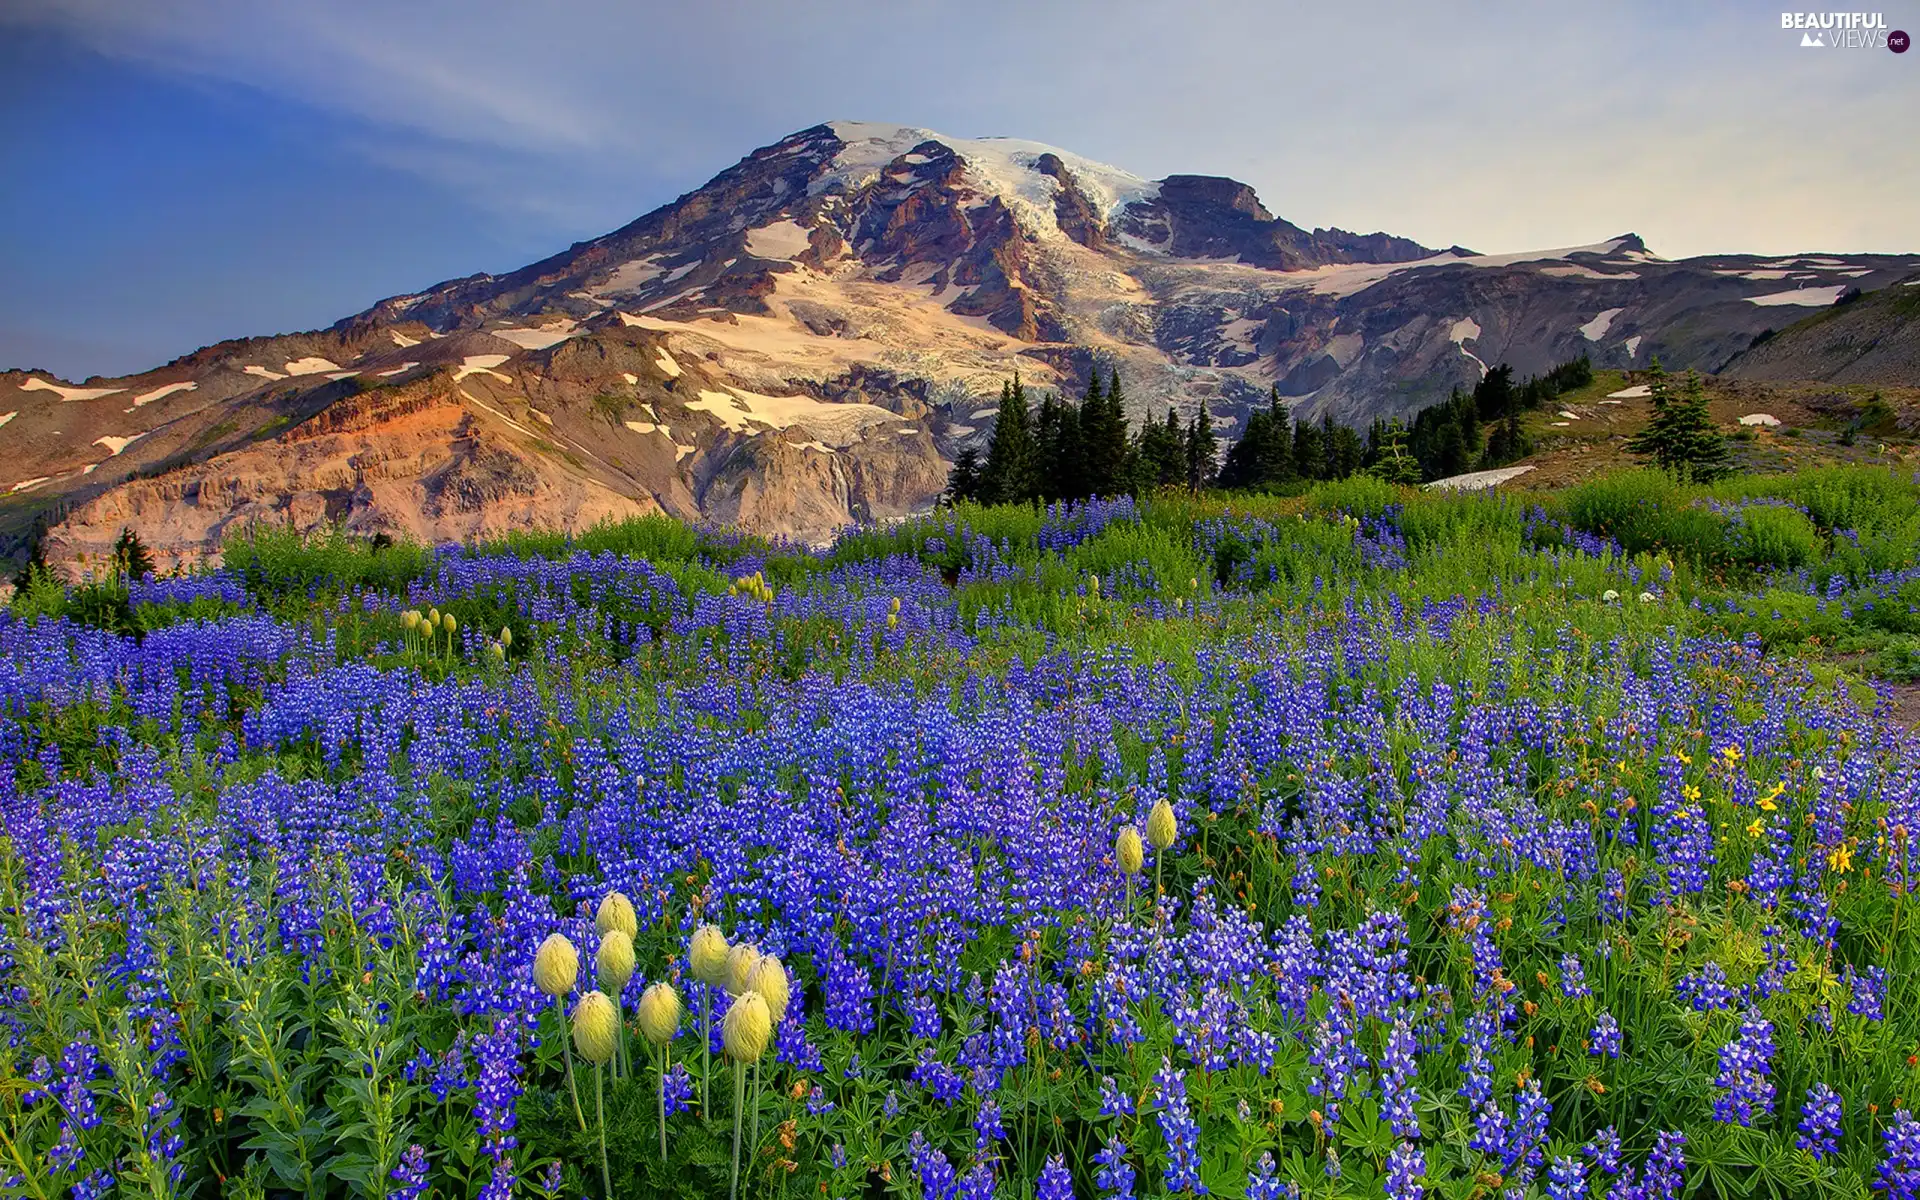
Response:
[[5, 120, 1917, 572]]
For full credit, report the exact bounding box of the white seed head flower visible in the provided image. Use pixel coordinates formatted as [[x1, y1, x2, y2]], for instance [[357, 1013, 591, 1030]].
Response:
[[1601, 589, 1620, 603], [746, 955, 791, 1024], [571, 990, 619, 1065], [533, 933, 579, 997], [596, 892, 639, 940], [722, 990, 772, 1063], [1146, 799, 1178, 852], [596, 929, 636, 993], [725, 942, 763, 996], [637, 982, 682, 1047], [1639, 591, 1656, 603], [689, 924, 729, 988], [1116, 826, 1145, 875]]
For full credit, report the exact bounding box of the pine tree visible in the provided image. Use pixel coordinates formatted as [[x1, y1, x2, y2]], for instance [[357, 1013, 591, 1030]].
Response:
[[111, 527, 155, 581], [1364, 421, 1423, 485], [1185, 406, 1217, 490], [1045, 395, 1085, 501], [1627, 363, 1733, 482], [1263, 390, 1295, 482], [11, 521, 50, 593], [981, 376, 1040, 504], [945, 447, 983, 506], [1081, 369, 1130, 497], [1293, 413, 1325, 481]]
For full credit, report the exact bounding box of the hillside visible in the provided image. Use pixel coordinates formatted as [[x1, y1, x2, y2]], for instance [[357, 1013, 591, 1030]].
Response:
[[3, 121, 1917, 571]]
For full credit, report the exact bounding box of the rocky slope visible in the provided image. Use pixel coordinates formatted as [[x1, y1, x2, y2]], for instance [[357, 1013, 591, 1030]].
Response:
[[1722, 276, 1920, 385], [5, 120, 1916, 572]]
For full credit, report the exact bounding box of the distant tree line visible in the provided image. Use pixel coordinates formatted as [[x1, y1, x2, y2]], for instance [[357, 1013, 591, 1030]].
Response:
[[948, 354, 1598, 504], [946, 371, 1220, 505]]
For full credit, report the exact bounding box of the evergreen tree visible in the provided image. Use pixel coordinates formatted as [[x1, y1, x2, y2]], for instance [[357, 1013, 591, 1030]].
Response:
[[111, 527, 155, 580], [1081, 369, 1130, 497], [11, 521, 50, 593], [1472, 364, 1516, 422], [981, 376, 1040, 504], [1364, 421, 1423, 485], [1185, 406, 1217, 490], [1136, 407, 1185, 490], [945, 447, 983, 506], [1263, 390, 1295, 482], [1627, 362, 1733, 482], [1217, 409, 1265, 490], [1328, 422, 1364, 480], [1292, 413, 1325, 481], [1045, 394, 1085, 501]]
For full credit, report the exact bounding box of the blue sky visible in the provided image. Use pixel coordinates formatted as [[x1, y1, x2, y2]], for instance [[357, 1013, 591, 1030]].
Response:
[[2, 0, 1914, 381]]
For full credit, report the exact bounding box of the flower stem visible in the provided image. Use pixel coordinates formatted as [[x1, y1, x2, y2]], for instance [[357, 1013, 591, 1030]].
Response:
[[596, 1064, 611, 1199], [659, 1041, 670, 1161], [730, 1060, 745, 1200], [557, 998, 586, 1132]]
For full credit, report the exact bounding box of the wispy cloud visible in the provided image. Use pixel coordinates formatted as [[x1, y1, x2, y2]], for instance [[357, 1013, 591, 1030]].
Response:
[[4, 0, 1915, 270]]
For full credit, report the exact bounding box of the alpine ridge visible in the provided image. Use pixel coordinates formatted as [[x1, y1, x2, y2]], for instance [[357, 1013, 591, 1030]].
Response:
[[5, 120, 1917, 572]]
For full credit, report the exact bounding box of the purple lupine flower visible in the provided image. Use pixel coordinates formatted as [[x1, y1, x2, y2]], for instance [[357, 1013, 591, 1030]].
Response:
[[662, 1060, 694, 1116], [959, 1163, 999, 1200], [973, 1097, 1006, 1156], [1591, 1011, 1622, 1059], [1152, 1058, 1207, 1195], [1036, 1155, 1074, 1200], [1094, 1138, 1135, 1200], [1797, 1083, 1841, 1161], [1547, 1155, 1587, 1200], [1584, 1127, 1623, 1176], [1385, 1141, 1425, 1200], [909, 1131, 958, 1200], [1559, 953, 1591, 999], [1846, 965, 1888, 1021], [1643, 1131, 1687, 1200], [390, 1144, 431, 1200], [1712, 1012, 1776, 1127], [1380, 1013, 1421, 1138], [1878, 1109, 1920, 1199], [1247, 1151, 1284, 1200], [1099, 1075, 1136, 1117]]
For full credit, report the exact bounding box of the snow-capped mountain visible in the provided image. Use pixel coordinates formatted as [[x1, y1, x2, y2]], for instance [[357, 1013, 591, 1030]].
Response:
[[4, 121, 1917, 570]]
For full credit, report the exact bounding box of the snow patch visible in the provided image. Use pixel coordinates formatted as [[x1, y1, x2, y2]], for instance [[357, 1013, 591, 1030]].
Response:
[[1426, 464, 1535, 492], [1450, 318, 1487, 378], [1608, 384, 1651, 399], [675, 444, 695, 461], [820, 122, 1162, 242], [746, 220, 812, 260], [949, 424, 975, 436], [1539, 265, 1639, 280], [1714, 269, 1794, 280], [665, 260, 701, 283], [623, 420, 670, 437], [622, 372, 639, 385], [458, 390, 534, 436], [132, 381, 196, 407], [653, 349, 682, 378], [20, 377, 124, 402], [1579, 308, 1624, 342], [451, 355, 513, 383], [590, 257, 666, 296], [283, 357, 340, 376], [326, 372, 355, 381], [1623, 336, 1643, 358], [390, 330, 420, 348], [687, 385, 901, 446], [93, 432, 145, 456], [1739, 413, 1781, 426], [970, 408, 1000, 421], [11, 477, 50, 493], [492, 322, 579, 350], [1747, 285, 1849, 306], [243, 366, 287, 381], [0, 412, 14, 429], [1558, 410, 1580, 420], [375, 362, 419, 377]]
